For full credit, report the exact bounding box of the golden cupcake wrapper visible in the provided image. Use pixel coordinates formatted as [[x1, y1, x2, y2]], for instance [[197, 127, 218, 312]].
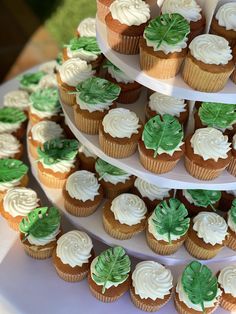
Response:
[[220, 296, 236, 312], [54, 264, 89, 282], [103, 215, 139, 240], [64, 198, 100, 217], [184, 237, 222, 260], [22, 243, 54, 260], [118, 88, 141, 104], [58, 84, 75, 107], [231, 69, 236, 85], [96, 0, 110, 24], [38, 167, 67, 189], [227, 158, 236, 177], [226, 234, 236, 251], [88, 281, 123, 303], [74, 107, 100, 135]]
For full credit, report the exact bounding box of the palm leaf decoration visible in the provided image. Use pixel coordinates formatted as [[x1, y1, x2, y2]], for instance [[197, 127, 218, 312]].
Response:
[[19, 71, 45, 87], [182, 261, 218, 313], [142, 114, 183, 158], [230, 199, 236, 225], [0, 107, 27, 123], [19, 207, 61, 241], [152, 198, 189, 243], [144, 13, 190, 49], [199, 102, 236, 129], [95, 158, 128, 180], [30, 88, 61, 112], [186, 189, 221, 211], [103, 59, 121, 72], [37, 139, 79, 165], [0, 159, 28, 183], [92, 246, 131, 294], [66, 37, 101, 54]]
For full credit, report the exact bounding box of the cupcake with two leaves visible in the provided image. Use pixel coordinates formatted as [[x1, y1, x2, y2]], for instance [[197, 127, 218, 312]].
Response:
[[0, 107, 27, 140], [185, 127, 232, 180], [73, 77, 120, 134], [37, 138, 79, 189], [227, 199, 236, 251], [175, 261, 221, 314], [77, 17, 96, 37], [105, 0, 150, 55], [99, 108, 142, 158], [219, 190, 236, 212], [103, 193, 147, 240], [19, 71, 46, 93], [88, 246, 131, 302], [130, 261, 173, 312], [140, 13, 190, 79], [104, 60, 142, 104], [4, 90, 30, 114], [146, 198, 190, 255], [78, 145, 97, 172], [0, 133, 23, 160], [185, 212, 228, 259], [139, 114, 185, 174], [96, 0, 114, 24], [95, 158, 135, 199], [53, 230, 94, 282], [19, 206, 61, 259], [227, 133, 236, 177], [218, 265, 236, 311], [63, 170, 103, 217]]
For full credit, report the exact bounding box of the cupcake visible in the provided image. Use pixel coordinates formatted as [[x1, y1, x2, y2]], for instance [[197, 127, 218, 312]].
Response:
[[95, 158, 135, 199], [63, 170, 103, 217], [103, 193, 147, 239], [140, 13, 190, 78], [78, 145, 97, 172], [182, 34, 234, 92], [185, 212, 228, 259], [19, 206, 61, 259], [175, 261, 221, 314], [231, 45, 236, 84], [227, 199, 236, 251], [37, 138, 79, 189], [227, 133, 236, 176], [0, 133, 23, 160], [73, 77, 120, 134], [146, 92, 188, 124], [3, 90, 30, 114], [0, 187, 39, 231], [77, 17, 96, 37], [139, 114, 184, 174], [96, 0, 114, 24], [57, 58, 94, 106], [105, 0, 150, 55], [210, 3, 236, 48], [38, 60, 58, 74], [88, 246, 131, 302], [132, 177, 174, 211], [146, 198, 190, 255], [185, 127, 232, 180], [0, 107, 27, 140], [99, 108, 142, 158], [28, 120, 64, 159], [176, 189, 221, 217], [53, 230, 94, 282], [130, 261, 173, 312], [218, 265, 236, 311], [104, 60, 141, 104], [19, 71, 45, 93], [219, 190, 236, 212], [37, 73, 57, 89]]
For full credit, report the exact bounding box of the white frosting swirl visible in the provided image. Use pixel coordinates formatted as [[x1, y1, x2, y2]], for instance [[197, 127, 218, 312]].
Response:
[[134, 178, 171, 201], [30, 121, 64, 144], [149, 92, 186, 118], [77, 18, 96, 37], [161, 0, 202, 22], [4, 90, 30, 110], [30, 104, 60, 119], [189, 34, 232, 65], [41, 159, 76, 173], [111, 193, 147, 226], [0, 133, 20, 158], [228, 212, 236, 233], [0, 121, 22, 134], [100, 172, 131, 185], [56, 230, 93, 267], [190, 127, 231, 161], [27, 225, 60, 246], [216, 3, 236, 31], [76, 93, 113, 113], [193, 212, 228, 245], [102, 108, 141, 138], [218, 265, 236, 297], [79, 145, 97, 159], [110, 0, 150, 26], [132, 261, 173, 300], [232, 134, 236, 150], [38, 74, 57, 89], [107, 66, 134, 84], [67, 47, 99, 62], [3, 187, 39, 218], [59, 58, 94, 87], [66, 170, 100, 201], [38, 60, 57, 74], [0, 178, 23, 192]]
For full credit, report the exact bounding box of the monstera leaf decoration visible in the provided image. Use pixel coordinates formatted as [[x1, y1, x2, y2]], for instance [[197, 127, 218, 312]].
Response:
[[0, 107, 27, 124], [186, 189, 221, 210], [0, 159, 28, 183], [95, 158, 128, 179], [67, 37, 101, 54]]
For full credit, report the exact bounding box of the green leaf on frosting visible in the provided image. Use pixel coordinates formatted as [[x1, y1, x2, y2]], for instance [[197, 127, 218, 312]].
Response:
[[230, 199, 236, 225], [37, 138, 79, 165], [0, 159, 28, 183], [0, 107, 27, 124], [103, 59, 122, 73], [92, 246, 131, 294], [186, 189, 221, 210], [66, 36, 101, 54], [152, 198, 189, 244], [19, 207, 61, 240], [75, 77, 121, 105], [95, 158, 128, 179], [182, 261, 218, 312], [199, 102, 236, 129], [19, 71, 45, 87], [144, 13, 190, 49], [30, 88, 61, 112], [142, 114, 183, 157]]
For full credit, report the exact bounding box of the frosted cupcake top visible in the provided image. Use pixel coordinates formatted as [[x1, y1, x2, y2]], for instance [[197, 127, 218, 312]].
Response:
[[79, 145, 97, 159], [215, 3, 236, 31], [193, 212, 228, 245], [4, 90, 30, 110], [38, 73, 57, 89], [103, 60, 134, 84], [183, 189, 221, 209], [134, 177, 171, 201], [218, 265, 236, 297], [66, 37, 101, 62], [162, 0, 202, 22], [110, 0, 150, 26], [228, 199, 236, 233], [189, 34, 232, 65], [0, 107, 27, 134], [132, 261, 173, 300], [19, 71, 45, 92], [190, 128, 231, 161], [38, 60, 58, 74], [77, 18, 96, 37], [0, 133, 21, 159], [30, 120, 64, 144]]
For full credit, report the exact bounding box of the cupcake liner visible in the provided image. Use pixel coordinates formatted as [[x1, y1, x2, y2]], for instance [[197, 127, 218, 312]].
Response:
[[227, 233, 236, 251], [96, 0, 110, 24], [220, 297, 236, 312], [79, 155, 96, 172], [103, 215, 139, 240], [28, 140, 39, 159], [118, 87, 141, 104], [74, 107, 100, 135], [54, 263, 89, 282], [231, 69, 236, 85], [38, 167, 67, 189], [58, 83, 75, 107], [64, 198, 100, 217], [227, 157, 236, 177], [22, 243, 55, 260], [185, 236, 222, 260]]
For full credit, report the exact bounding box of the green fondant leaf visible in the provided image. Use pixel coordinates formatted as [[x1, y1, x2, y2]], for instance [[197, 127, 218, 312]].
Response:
[[230, 199, 236, 225], [30, 88, 61, 113], [182, 261, 218, 312], [37, 138, 79, 165], [144, 13, 190, 49], [103, 59, 122, 73], [19, 71, 45, 87], [142, 114, 183, 158], [0, 107, 27, 124], [56, 52, 63, 65], [0, 159, 28, 183], [186, 189, 221, 210], [66, 36, 101, 54], [95, 158, 128, 179], [92, 246, 131, 294]]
